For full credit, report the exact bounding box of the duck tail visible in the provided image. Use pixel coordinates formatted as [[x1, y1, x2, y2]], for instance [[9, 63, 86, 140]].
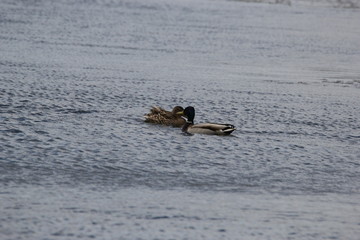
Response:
[[222, 125, 236, 134], [150, 106, 164, 114]]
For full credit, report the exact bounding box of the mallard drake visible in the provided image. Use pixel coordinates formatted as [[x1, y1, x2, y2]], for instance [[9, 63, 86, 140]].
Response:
[[181, 106, 236, 135], [144, 106, 185, 127]]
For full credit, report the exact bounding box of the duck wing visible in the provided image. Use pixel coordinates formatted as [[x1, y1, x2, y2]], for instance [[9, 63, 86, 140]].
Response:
[[144, 106, 164, 122]]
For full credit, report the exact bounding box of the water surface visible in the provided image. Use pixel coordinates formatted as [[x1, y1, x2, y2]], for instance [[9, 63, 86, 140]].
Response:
[[1, 0, 359, 239]]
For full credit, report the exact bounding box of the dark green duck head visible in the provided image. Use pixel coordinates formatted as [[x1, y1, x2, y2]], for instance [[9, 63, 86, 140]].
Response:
[[183, 106, 195, 123]]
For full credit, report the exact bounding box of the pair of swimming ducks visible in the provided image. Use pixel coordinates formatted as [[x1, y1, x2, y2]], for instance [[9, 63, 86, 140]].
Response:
[[144, 106, 236, 135]]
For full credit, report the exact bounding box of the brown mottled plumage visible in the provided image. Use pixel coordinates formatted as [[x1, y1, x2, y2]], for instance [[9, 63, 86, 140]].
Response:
[[144, 106, 185, 127]]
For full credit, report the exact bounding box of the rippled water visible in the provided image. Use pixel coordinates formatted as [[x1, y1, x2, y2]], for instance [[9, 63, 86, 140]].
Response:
[[1, 0, 359, 239]]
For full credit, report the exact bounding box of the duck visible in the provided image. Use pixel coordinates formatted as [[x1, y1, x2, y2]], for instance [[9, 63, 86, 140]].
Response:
[[144, 106, 185, 127], [181, 106, 236, 135]]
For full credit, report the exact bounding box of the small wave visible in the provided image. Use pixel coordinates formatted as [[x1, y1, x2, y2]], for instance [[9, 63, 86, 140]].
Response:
[[231, 0, 360, 8], [56, 108, 98, 114], [0, 18, 28, 25], [145, 215, 202, 221], [264, 79, 310, 85], [243, 130, 301, 136], [322, 79, 360, 88], [230, 0, 291, 6], [2, 129, 23, 134], [14, 117, 28, 122], [346, 135, 360, 140], [34, 130, 49, 135]]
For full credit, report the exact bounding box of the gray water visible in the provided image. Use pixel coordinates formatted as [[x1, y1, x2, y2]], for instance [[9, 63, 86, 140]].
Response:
[[1, 0, 359, 239]]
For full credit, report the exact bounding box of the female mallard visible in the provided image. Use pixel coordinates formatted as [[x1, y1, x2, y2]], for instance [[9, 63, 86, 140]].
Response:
[[144, 106, 185, 127], [181, 106, 236, 135]]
